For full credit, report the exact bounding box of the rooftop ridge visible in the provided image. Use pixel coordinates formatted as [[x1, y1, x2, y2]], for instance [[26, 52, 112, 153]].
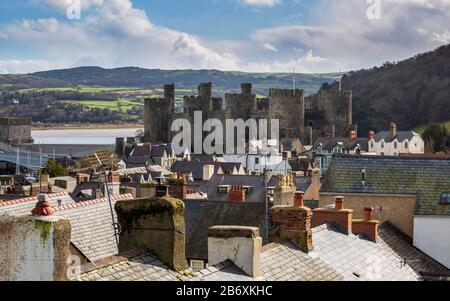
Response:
[[53, 193, 133, 212], [335, 154, 450, 161], [0, 192, 69, 208]]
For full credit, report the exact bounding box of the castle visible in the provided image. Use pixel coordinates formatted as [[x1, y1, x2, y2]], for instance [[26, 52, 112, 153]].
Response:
[[144, 83, 353, 148], [0, 117, 34, 145]]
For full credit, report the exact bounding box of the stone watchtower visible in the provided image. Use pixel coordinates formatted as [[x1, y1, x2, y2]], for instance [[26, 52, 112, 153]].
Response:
[[225, 83, 257, 122], [143, 84, 175, 144], [0, 117, 34, 145], [268, 88, 305, 139]]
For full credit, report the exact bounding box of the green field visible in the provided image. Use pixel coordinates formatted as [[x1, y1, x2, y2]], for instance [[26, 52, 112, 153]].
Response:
[[62, 99, 143, 110]]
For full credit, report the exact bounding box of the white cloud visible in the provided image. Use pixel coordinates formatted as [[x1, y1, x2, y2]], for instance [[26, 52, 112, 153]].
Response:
[[262, 43, 278, 52], [2, 0, 450, 74], [2, 0, 240, 73], [251, 0, 450, 71], [240, 0, 281, 7]]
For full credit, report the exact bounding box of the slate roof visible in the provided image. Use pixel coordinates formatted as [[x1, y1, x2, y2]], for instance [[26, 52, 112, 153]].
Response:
[[202, 174, 311, 203], [184, 200, 265, 260], [374, 131, 416, 143], [0, 192, 75, 216], [320, 155, 450, 216], [171, 161, 222, 181], [203, 174, 266, 203], [54, 193, 134, 262], [75, 222, 448, 281], [74, 248, 180, 281]]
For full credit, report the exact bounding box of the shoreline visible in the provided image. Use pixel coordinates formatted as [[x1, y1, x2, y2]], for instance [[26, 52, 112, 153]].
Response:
[[32, 123, 144, 131]]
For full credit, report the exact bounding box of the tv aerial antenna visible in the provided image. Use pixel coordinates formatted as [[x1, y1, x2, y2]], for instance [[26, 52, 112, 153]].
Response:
[[94, 152, 121, 250]]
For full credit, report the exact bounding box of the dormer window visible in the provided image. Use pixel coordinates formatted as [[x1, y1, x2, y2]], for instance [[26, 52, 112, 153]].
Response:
[[405, 141, 409, 149], [370, 141, 374, 149], [317, 146, 323, 154], [217, 185, 230, 194], [381, 142, 385, 149], [440, 193, 450, 205], [394, 142, 398, 149]]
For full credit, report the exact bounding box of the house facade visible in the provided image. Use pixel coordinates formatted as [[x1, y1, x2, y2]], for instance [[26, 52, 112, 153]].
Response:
[[368, 123, 425, 156]]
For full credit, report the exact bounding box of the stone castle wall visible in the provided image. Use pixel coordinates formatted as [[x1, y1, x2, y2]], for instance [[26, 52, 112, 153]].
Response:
[[0, 117, 33, 145], [143, 83, 353, 145]]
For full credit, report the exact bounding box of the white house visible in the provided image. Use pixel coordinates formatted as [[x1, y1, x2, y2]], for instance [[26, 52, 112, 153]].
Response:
[[368, 123, 425, 156]]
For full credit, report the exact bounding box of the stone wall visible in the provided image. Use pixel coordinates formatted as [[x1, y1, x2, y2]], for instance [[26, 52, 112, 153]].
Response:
[[115, 195, 188, 271], [0, 117, 33, 145]]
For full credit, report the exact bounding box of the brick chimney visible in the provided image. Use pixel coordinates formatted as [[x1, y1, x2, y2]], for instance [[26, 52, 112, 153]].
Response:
[[0, 215, 71, 281], [269, 199, 313, 253], [273, 174, 295, 206], [228, 185, 245, 202], [368, 131, 375, 140], [168, 173, 187, 200], [349, 130, 357, 140], [208, 226, 262, 278], [312, 196, 353, 234], [390, 122, 397, 138], [352, 207, 380, 242]]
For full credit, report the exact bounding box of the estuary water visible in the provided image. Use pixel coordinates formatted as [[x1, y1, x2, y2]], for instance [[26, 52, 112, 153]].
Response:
[[32, 128, 143, 145]]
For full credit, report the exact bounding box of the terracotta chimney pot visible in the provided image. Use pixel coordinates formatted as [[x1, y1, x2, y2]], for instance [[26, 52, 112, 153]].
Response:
[[294, 191, 305, 207], [335, 196, 345, 210], [364, 207, 374, 221], [31, 193, 55, 216]]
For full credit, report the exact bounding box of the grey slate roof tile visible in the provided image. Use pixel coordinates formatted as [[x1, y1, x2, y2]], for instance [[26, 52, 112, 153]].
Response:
[[320, 155, 450, 216]]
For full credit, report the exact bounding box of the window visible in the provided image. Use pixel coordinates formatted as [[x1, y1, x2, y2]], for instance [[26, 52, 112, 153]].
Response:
[[394, 142, 398, 149], [190, 260, 205, 271], [381, 142, 385, 148], [405, 141, 409, 149], [217, 185, 230, 194], [255, 157, 260, 165], [440, 193, 450, 205], [317, 146, 323, 154], [370, 142, 374, 149]]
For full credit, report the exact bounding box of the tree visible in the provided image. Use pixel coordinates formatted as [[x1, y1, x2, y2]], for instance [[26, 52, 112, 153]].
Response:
[[422, 123, 449, 153], [43, 160, 68, 178]]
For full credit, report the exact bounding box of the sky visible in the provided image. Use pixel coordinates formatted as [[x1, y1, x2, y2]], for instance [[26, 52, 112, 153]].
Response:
[[0, 0, 449, 74]]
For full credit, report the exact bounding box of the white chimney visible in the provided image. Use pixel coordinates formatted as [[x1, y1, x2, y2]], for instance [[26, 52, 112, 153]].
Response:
[[207, 226, 262, 278], [203, 164, 215, 181]]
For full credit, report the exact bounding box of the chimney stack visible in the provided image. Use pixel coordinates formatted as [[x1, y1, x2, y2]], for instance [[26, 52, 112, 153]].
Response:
[[0, 215, 71, 281], [312, 196, 353, 234], [168, 173, 187, 200], [228, 185, 246, 203], [208, 226, 262, 278], [269, 194, 313, 253], [368, 131, 375, 140], [352, 207, 380, 242], [115, 195, 188, 271], [349, 130, 357, 141], [390, 122, 397, 138]]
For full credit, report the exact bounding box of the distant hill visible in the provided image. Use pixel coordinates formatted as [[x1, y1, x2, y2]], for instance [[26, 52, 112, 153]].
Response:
[[328, 44, 450, 134], [29, 67, 339, 95]]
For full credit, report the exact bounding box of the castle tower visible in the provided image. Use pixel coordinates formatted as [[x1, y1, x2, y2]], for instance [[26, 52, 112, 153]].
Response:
[[268, 88, 305, 139], [143, 84, 175, 144]]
